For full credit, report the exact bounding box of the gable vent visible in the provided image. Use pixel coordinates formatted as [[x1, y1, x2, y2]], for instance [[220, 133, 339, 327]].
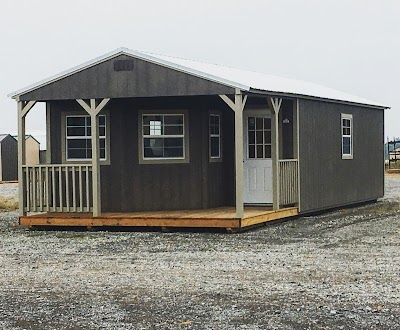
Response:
[[114, 59, 134, 71]]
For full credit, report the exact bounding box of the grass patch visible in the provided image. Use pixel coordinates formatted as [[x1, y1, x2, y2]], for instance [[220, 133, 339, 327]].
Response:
[[369, 202, 400, 214], [0, 196, 18, 211]]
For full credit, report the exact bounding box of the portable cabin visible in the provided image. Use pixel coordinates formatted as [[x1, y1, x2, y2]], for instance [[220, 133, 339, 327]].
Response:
[[0, 134, 18, 182], [13, 135, 40, 165], [8, 48, 388, 230]]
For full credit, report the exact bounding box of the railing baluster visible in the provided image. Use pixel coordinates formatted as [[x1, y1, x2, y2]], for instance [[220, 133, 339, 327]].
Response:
[[25, 167, 29, 212], [86, 166, 90, 212], [45, 166, 50, 212], [79, 166, 83, 212], [65, 166, 70, 212], [52, 166, 56, 212], [72, 166, 76, 212], [38, 166, 43, 212], [58, 166, 63, 212], [32, 167, 37, 212]]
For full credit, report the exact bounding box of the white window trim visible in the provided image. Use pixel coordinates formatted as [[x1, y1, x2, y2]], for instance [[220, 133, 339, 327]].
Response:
[[61, 111, 111, 165], [341, 113, 353, 160], [138, 109, 190, 164], [209, 112, 223, 162]]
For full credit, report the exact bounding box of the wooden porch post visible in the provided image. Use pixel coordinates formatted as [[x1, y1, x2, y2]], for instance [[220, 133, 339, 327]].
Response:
[[76, 98, 110, 217], [270, 97, 282, 211], [17, 100, 36, 216], [219, 89, 247, 219], [234, 90, 245, 218]]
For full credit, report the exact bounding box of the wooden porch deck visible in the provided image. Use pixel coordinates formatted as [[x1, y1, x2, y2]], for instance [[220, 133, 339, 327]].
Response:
[[20, 206, 298, 231]]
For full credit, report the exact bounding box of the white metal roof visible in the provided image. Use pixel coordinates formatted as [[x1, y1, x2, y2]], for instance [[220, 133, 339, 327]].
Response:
[[8, 47, 388, 108]]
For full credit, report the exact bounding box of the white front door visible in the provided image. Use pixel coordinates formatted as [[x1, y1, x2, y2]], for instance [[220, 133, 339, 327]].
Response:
[[244, 112, 273, 204]]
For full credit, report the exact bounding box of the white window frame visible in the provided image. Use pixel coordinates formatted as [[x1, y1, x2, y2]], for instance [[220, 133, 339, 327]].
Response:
[[209, 113, 222, 162], [341, 113, 353, 159], [138, 110, 190, 164], [61, 111, 110, 165]]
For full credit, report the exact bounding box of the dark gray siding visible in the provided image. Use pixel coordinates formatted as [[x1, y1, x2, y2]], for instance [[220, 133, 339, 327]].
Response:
[[39, 150, 47, 164], [0, 136, 18, 181], [298, 99, 384, 213], [280, 99, 294, 159], [21, 55, 234, 101], [49, 96, 235, 212]]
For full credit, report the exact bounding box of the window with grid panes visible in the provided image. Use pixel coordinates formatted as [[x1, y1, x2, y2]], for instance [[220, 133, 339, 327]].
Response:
[[66, 115, 106, 160], [142, 114, 185, 159], [209, 114, 221, 159], [341, 114, 353, 158], [247, 116, 272, 159]]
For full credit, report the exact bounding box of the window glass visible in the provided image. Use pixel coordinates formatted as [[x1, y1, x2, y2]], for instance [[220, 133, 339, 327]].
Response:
[[341, 114, 353, 158], [248, 116, 271, 159], [66, 115, 106, 161], [142, 114, 185, 159], [209, 114, 221, 159]]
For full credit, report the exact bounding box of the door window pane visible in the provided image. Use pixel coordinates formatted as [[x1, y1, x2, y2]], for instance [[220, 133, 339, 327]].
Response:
[[247, 116, 272, 159]]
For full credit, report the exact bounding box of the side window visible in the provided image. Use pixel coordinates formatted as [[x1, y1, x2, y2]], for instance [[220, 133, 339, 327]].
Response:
[[209, 114, 222, 161], [341, 114, 353, 159]]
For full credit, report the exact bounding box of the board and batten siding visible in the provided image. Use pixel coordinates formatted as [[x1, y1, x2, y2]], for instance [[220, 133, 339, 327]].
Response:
[[49, 96, 235, 212], [298, 99, 384, 213], [20, 55, 234, 101]]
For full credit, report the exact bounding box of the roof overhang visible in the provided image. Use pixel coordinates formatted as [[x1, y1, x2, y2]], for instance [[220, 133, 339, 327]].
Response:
[[8, 48, 249, 100], [8, 47, 389, 110]]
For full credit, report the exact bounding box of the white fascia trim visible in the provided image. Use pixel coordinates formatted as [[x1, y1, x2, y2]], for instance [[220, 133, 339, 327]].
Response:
[[8, 47, 249, 99]]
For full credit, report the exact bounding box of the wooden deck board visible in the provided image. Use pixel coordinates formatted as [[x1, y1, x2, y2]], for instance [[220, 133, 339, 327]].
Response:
[[20, 206, 298, 229]]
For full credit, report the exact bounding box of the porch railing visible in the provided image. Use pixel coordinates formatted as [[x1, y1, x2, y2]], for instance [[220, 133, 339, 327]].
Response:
[[22, 165, 93, 213], [279, 159, 299, 206]]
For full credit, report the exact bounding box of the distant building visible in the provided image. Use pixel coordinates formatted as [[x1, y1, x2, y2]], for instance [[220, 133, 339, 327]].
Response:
[[0, 134, 18, 182], [389, 147, 400, 161], [13, 135, 40, 165]]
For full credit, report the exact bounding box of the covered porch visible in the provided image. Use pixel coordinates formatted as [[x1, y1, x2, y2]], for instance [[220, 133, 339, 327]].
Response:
[[16, 92, 300, 230]]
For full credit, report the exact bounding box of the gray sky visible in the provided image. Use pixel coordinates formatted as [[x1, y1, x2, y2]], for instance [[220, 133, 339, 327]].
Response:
[[1, 0, 399, 139]]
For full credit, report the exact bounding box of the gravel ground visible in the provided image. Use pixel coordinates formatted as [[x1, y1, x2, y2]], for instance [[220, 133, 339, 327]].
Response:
[[0, 179, 399, 329]]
